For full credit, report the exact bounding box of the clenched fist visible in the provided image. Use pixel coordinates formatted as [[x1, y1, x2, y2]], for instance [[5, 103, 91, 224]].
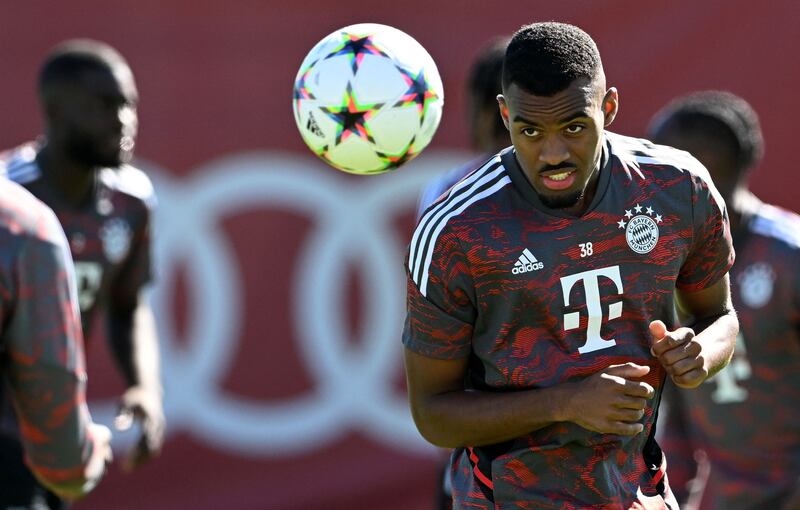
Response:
[[650, 320, 708, 388]]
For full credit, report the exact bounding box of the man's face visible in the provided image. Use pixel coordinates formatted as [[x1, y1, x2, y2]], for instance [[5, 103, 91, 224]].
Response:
[[498, 77, 616, 209], [52, 64, 138, 168]]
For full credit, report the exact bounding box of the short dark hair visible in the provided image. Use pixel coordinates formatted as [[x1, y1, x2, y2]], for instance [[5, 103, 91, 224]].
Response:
[[648, 91, 764, 171], [502, 22, 602, 96], [38, 39, 129, 101], [468, 37, 509, 109]]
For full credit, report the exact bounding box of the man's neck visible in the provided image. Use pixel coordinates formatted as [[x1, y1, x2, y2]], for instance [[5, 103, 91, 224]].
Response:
[[727, 187, 760, 237], [36, 145, 97, 208]]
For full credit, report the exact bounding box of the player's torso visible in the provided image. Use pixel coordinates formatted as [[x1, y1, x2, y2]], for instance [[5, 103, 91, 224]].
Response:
[[1, 147, 148, 334], [461, 147, 693, 394], [47, 188, 141, 331], [683, 206, 800, 508], [446, 137, 704, 507]]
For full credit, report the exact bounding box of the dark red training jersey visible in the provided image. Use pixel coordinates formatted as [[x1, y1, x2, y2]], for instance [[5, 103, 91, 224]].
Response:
[[403, 132, 734, 509], [2, 143, 155, 338]]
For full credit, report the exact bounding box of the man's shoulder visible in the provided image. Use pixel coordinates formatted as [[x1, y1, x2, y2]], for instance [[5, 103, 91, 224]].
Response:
[[415, 152, 509, 230], [750, 202, 800, 250], [607, 132, 710, 181], [0, 143, 41, 185], [99, 164, 156, 209], [0, 178, 62, 245]]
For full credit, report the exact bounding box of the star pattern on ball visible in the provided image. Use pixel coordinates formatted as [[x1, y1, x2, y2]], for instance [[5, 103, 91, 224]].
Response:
[[393, 66, 439, 123], [376, 142, 417, 170], [320, 83, 383, 145], [325, 33, 388, 74], [293, 67, 316, 110]]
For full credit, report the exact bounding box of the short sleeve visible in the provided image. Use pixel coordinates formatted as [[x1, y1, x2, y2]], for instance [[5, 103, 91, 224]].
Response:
[[676, 171, 735, 291], [111, 198, 154, 310], [402, 226, 476, 359]]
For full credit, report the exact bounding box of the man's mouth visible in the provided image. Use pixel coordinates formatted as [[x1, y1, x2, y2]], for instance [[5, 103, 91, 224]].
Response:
[[540, 169, 577, 191]]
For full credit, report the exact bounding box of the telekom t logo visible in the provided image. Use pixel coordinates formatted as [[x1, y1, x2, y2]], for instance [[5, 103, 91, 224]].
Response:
[[560, 265, 623, 354]]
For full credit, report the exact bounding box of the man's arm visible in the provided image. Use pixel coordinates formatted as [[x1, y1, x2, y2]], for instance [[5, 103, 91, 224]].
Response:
[[107, 290, 165, 470], [650, 275, 738, 388], [4, 215, 111, 499], [404, 349, 654, 448]]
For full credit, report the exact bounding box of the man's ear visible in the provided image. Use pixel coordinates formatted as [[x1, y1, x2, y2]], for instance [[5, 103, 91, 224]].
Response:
[[497, 94, 510, 130], [602, 87, 619, 127]]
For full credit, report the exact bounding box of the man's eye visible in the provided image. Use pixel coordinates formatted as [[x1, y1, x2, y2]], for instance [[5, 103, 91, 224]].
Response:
[[521, 127, 539, 137], [565, 124, 585, 134]]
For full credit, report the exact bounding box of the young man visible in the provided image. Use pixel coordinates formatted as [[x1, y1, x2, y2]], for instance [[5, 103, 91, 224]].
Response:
[[416, 36, 510, 219], [649, 91, 800, 510], [0, 178, 112, 505], [0, 39, 165, 508], [403, 22, 738, 509]]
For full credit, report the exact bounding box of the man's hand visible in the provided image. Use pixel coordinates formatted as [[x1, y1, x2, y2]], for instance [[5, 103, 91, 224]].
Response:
[[82, 423, 113, 493], [114, 386, 165, 471], [565, 363, 655, 436], [650, 320, 708, 388]]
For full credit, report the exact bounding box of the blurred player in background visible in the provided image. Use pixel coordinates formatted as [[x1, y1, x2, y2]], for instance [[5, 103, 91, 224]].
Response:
[[0, 178, 112, 506], [0, 39, 165, 509], [404, 22, 739, 508], [648, 91, 800, 510], [416, 36, 509, 220]]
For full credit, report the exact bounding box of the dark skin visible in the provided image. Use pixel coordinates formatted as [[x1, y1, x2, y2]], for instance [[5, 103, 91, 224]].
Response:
[[37, 63, 164, 471], [404, 76, 737, 449]]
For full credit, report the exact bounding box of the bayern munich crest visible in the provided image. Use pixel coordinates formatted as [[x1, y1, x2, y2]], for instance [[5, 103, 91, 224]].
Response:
[[617, 203, 662, 254], [738, 262, 775, 308], [100, 218, 132, 264]]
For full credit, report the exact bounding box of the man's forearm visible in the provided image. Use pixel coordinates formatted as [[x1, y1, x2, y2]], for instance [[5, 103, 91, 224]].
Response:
[[411, 384, 571, 448], [108, 302, 161, 391], [688, 311, 738, 379]]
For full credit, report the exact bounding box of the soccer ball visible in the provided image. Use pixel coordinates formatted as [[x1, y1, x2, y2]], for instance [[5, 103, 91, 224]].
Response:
[[293, 23, 444, 175]]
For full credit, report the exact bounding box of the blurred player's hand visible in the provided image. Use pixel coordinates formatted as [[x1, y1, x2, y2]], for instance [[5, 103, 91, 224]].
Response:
[[566, 362, 654, 436], [649, 320, 707, 389], [114, 386, 165, 471], [83, 423, 113, 493]]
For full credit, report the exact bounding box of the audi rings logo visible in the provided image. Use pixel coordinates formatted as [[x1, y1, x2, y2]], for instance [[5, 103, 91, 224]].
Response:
[[89, 150, 467, 457]]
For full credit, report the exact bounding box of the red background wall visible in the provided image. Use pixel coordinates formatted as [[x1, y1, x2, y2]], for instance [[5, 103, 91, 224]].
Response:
[[0, 2, 797, 509]]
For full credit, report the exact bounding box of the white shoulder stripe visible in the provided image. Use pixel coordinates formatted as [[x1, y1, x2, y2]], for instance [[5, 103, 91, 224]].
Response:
[[409, 156, 500, 274], [409, 159, 503, 282], [6, 162, 41, 184], [418, 176, 511, 296], [412, 174, 511, 297]]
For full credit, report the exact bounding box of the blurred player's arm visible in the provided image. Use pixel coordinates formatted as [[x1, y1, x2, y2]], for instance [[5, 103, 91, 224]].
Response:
[[107, 198, 164, 470], [108, 289, 164, 469], [4, 213, 111, 499]]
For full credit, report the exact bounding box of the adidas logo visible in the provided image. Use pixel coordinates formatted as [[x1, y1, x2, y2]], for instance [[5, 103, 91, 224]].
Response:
[[511, 248, 544, 274], [306, 112, 324, 138]]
